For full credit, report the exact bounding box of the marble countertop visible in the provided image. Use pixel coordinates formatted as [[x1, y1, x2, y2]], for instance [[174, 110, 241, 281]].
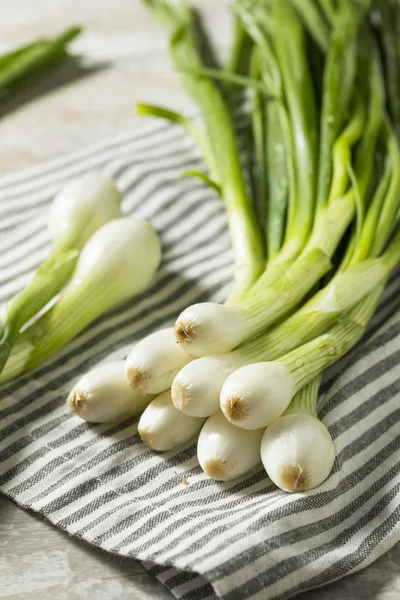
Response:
[[0, 1, 399, 599]]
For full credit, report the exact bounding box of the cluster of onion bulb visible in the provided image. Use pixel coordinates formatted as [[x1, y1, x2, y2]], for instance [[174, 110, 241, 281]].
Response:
[[69, 322, 337, 494]]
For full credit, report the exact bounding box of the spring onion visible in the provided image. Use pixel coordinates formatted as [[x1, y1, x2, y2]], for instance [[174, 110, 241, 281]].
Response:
[[138, 390, 205, 451], [125, 327, 191, 395], [68, 360, 151, 423], [260, 375, 336, 492], [48, 174, 122, 251], [197, 411, 264, 481], [3, 0, 400, 498], [0, 217, 161, 381], [0, 174, 122, 374]]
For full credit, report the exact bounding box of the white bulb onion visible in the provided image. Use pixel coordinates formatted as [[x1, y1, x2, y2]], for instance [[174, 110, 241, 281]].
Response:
[[197, 411, 264, 481], [138, 390, 205, 451], [67, 360, 151, 423], [49, 173, 122, 250], [220, 362, 296, 430], [70, 217, 161, 303], [125, 327, 191, 394], [171, 354, 244, 417], [261, 413, 335, 492], [7, 217, 161, 375], [174, 302, 248, 357]]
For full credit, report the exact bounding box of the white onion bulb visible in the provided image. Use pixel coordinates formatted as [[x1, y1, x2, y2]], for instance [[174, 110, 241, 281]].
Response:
[[261, 413, 335, 492], [174, 302, 248, 357], [49, 173, 122, 250], [68, 361, 150, 423], [220, 362, 295, 429], [126, 328, 191, 394], [138, 390, 205, 451], [198, 412, 264, 481]]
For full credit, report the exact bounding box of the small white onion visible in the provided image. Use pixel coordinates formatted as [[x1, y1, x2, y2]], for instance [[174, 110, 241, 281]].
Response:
[[171, 354, 244, 417], [49, 173, 122, 250], [261, 413, 336, 492], [174, 302, 248, 357], [197, 411, 264, 481], [67, 361, 150, 423], [125, 328, 191, 394], [71, 217, 161, 304], [220, 362, 295, 430], [138, 390, 205, 451]]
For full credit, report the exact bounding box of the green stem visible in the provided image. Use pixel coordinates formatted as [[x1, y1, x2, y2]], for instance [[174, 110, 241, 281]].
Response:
[[370, 126, 400, 256], [317, 0, 336, 24], [284, 375, 321, 417], [223, 16, 253, 100], [243, 254, 390, 362], [272, 0, 317, 243], [328, 96, 366, 204], [144, 0, 265, 298], [265, 99, 288, 259], [0, 27, 81, 95], [250, 48, 267, 236], [353, 45, 385, 201], [350, 153, 391, 263], [306, 190, 356, 258], [178, 66, 273, 96], [288, 0, 330, 52], [243, 247, 332, 338], [0, 40, 46, 71], [19, 267, 116, 374], [136, 103, 216, 178], [376, 0, 400, 134], [281, 286, 383, 392], [0, 249, 78, 375], [316, 3, 361, 208], [235, 3, 305, 289]]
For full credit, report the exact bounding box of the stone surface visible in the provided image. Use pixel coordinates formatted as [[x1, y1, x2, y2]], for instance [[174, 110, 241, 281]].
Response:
[[0, 1, 399, 599]]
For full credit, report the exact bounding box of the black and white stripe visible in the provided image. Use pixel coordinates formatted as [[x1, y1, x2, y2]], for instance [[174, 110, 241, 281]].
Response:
[[0, 117, 399, 600]]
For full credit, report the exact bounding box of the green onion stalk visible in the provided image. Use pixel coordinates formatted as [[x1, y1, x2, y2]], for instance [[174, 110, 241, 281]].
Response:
[[234, 0, 316, 283], [140, 0, 265, 303], [0, 27, 81, 102]]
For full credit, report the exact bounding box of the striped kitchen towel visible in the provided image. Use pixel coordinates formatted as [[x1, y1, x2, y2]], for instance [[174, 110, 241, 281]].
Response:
[[0, 117, 399, 600]]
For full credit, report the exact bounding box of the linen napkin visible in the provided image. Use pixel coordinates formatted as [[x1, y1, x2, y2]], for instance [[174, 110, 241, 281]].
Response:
[[0, 118, 399, 600]]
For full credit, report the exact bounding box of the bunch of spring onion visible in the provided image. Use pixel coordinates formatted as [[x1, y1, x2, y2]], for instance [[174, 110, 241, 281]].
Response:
[[66, 0, 400, 493], [0, 174, 162, 381]]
